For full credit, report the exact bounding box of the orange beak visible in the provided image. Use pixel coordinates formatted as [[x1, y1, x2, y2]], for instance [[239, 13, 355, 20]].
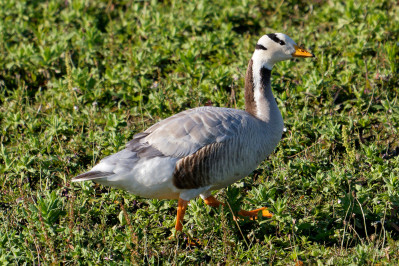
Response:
[[292, 45, 314, 57]]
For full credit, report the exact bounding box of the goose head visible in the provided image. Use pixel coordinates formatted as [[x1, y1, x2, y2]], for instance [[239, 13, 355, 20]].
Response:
[[252, 33, 314, 69], [244, 33, 314, 120]]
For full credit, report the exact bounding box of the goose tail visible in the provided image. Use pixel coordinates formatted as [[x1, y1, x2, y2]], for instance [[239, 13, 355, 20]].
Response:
[[71, 171, 113, 182]]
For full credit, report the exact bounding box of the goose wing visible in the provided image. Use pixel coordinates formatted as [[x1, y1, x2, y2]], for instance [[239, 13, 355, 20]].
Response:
[[127, 107, 253, 159]]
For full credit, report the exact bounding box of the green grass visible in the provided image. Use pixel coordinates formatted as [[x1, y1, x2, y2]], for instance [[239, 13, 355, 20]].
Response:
[[1, 0, 399, 264]]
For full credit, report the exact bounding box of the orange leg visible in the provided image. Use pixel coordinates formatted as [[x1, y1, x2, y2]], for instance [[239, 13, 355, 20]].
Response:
[[204, 195, 272, 219], [175, 198, 189, 232], [204, 195, 224, 207], [173, 198, 200, 246]]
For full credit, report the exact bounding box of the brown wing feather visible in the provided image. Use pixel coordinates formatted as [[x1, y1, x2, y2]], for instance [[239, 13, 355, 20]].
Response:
[[172, 142, 224, 189]]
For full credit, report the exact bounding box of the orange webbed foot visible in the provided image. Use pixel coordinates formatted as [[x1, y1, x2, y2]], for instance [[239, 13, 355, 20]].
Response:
[[168, 231, 201, 247], [204, 196, 272, 220], [235, 207, 273, 220]]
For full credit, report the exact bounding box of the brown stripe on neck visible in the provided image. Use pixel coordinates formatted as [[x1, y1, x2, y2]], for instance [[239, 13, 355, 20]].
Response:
[[244, 59, 256, 116]]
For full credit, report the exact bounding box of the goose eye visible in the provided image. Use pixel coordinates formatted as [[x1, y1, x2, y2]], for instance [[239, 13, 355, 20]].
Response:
[[279, 40, 285, 45]]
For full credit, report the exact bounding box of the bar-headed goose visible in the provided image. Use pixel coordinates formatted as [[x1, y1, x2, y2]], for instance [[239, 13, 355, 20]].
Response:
[[72, 33, 314, 234]]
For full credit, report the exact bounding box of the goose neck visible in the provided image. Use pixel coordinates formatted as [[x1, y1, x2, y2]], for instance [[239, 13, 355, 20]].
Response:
[[244, 59, 282, 123]]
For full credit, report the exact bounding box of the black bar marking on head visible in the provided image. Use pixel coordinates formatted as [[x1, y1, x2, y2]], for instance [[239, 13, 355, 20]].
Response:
[[255, 44, 267, 50], [267, 33, 286, 45]]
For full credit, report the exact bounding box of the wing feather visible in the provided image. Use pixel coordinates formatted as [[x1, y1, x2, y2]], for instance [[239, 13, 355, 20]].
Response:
[[130, 107, 254, 158]]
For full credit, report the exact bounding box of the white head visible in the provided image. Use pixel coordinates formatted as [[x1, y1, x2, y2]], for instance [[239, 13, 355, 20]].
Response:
[[252, 33, 314, 69]]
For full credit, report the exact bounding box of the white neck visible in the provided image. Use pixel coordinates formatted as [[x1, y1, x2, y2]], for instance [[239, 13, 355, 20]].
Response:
[[244, 56, 283, 125]]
